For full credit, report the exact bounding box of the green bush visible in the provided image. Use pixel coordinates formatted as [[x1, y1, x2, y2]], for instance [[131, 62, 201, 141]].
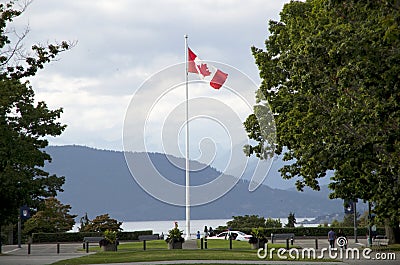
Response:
[[117, 230, 152, 241], [31, 230, 152, 243], [214, 226, 385, 238]]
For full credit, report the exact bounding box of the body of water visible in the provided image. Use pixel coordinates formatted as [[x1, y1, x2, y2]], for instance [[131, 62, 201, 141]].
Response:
[[122, 219, 230, 237], [72, 218, 318, 236]]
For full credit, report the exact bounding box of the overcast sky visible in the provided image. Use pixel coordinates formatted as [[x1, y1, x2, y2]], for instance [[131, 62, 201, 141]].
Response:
[[8, 1, 298, 188]]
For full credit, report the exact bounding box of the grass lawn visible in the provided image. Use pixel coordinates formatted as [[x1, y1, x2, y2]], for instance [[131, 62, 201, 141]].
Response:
[[198, 239, 293, 249], [51, 240, 330, 265], [82, 239, 294, 252]]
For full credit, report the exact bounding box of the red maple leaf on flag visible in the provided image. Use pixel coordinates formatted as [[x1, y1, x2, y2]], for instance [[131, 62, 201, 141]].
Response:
[[198, 63, 211, 77]]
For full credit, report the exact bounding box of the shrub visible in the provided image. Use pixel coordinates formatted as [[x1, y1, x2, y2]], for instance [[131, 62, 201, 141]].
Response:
[[214, 226, 385, 238], [31, 230, 152, 243]]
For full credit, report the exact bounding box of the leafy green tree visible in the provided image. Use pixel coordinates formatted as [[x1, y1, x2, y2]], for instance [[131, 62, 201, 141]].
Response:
[[331, 212, 362, 227], [0, 1, 71, 227], [245, 0, 400, 243], [79, 214, 123, 232], [342, 211, 361, 227], [79, 212, 90, 231], [265, 217, 282, 228], [318, 222, 329, 228], [227, 215, 266, 230], [23, 197, 77, 235], [285, 212, 296, 228], [358, 211, 368, 228], [330, 219, 341, 228]]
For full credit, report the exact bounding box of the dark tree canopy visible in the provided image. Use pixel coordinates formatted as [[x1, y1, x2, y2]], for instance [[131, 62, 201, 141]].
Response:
[[0, 1, 71, 226], [285, 212, 296, 228], [227, 215, 266, 230], [79, 214, 123, 232], [23, 197, 77, 234], [265, 217, 282, 228], [245, 0, 399, 242]]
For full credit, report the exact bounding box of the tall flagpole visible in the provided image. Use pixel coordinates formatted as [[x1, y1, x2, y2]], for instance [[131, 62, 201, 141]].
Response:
[[184, 34, 191, 240]]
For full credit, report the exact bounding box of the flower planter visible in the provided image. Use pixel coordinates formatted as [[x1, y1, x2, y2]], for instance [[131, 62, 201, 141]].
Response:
[[250, 242, 259, 249], [99, 230, 118, 251], [168, 241, 183, 249], [102, 243, 117, 251], [166, 222, 185, 249], [250, 240, 267, 249]]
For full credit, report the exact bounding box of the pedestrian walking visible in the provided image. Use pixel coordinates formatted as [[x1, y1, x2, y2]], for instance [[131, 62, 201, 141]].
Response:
[[328, 228, 336, 248]]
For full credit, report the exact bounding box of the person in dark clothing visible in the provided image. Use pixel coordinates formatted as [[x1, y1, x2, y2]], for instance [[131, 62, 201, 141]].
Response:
[[337, 229, 347, 249], [209, 227, 214, 237]]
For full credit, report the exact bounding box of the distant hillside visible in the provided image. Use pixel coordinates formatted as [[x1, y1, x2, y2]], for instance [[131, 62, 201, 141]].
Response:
[[285, 185, 334, 199], [44, 145, 343, 221]]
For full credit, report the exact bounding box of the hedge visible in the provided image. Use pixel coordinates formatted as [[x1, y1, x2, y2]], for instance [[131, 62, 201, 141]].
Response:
[[214, 227, 385, 237], [31, 230, 152, 243]]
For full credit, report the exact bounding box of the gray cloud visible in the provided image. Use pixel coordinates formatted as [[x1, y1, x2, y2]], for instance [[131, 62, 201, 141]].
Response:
[[9, 0, 288, 165]]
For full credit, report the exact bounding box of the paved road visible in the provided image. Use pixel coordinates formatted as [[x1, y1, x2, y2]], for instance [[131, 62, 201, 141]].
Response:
[[0, 243, 91, 265]]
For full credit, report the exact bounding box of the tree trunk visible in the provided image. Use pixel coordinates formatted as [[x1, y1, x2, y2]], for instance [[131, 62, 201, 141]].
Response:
[[0, 224, 2, 254], [384, 218, 400, 244]]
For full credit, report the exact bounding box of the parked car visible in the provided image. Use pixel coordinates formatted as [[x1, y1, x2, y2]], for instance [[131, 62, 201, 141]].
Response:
[[208, 231, 252, 241]]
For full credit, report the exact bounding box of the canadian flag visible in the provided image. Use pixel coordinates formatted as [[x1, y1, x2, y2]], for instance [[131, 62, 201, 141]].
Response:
[[188, 47, 228, 89]]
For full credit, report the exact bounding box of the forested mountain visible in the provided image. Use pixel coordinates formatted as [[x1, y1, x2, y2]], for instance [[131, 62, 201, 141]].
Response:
[[45, 145, 342, 221]]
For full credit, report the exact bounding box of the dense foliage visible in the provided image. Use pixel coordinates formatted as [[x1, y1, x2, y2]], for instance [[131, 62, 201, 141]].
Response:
[[79, 214, 123, 232], [226, 215, 290, 229], [165, 221, 185, 243], [214, 226, 385, 238], [285, 212, 296, 228], [265, 218, 282, 228], [249, 227, 268, 245], [31, 230, 152, 243], [227, 215, 266, 230], [23, 197, 77, 235], [245, 0, 400, 243], [0, 1, 71, 227]]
